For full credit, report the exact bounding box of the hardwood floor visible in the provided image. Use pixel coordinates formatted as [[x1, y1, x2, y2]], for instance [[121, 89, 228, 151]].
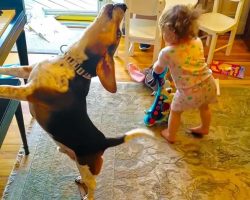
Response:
[[0, 36, 250, 197]]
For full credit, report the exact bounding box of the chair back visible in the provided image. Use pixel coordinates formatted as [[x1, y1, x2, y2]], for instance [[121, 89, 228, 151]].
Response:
[[123, 0, 165, 64], [125, 0, 165, 16], [233, 0, 245, 25], [198, 0, 246, 64], [213, 0, 245, 25]]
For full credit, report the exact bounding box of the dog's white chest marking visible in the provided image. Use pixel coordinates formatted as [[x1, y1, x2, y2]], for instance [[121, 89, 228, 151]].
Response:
[[0, 58, 76, 101], [29, 58, 76, 92]]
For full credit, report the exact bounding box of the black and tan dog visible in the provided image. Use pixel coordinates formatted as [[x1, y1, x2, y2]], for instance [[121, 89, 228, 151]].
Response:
[[0, 3, 155, 200]]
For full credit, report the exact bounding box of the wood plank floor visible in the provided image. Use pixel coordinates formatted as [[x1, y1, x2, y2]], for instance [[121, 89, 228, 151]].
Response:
[[0, 36, 250, 197]]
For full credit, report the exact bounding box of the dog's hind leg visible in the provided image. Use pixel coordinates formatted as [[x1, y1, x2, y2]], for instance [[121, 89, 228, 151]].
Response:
[[76, 163, 96, 200], [75, 152, 104, 200], [0, 65, 33, 79]]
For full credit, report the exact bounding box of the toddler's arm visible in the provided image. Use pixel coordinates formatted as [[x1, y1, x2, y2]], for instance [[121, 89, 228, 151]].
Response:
[[148, 49, 169, 87], [152, 48, 169, 74], [153, 61, 166, 75]]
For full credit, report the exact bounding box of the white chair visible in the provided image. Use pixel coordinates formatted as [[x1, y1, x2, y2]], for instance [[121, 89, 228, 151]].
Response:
[[197, 0, 245, 65], [123, 0, 165, 66]]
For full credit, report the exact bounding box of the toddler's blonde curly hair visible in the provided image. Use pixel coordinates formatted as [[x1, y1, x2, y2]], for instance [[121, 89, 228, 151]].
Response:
[[159, 5, 201, 41]]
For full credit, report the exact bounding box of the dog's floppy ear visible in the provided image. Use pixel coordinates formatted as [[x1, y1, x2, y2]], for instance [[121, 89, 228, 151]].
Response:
[[96, 53, 117, 93]]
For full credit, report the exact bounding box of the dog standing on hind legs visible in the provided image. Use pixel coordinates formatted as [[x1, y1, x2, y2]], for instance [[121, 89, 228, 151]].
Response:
[[0, 3, 156, 200]]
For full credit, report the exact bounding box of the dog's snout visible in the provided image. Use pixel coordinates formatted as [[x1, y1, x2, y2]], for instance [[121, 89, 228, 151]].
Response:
[[114, 3, 127, 12]]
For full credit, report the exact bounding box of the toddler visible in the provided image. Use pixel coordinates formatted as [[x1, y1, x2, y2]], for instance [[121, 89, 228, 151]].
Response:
[[151, 5, 217, 143]]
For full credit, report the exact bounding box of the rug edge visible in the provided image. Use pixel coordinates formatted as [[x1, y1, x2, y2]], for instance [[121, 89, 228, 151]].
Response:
[[1, 118, 36, 200]]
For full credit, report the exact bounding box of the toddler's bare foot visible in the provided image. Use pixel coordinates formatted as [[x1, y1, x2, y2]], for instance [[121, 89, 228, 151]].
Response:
[[161, 129, 175, 143], [188, 126, 208, 135]]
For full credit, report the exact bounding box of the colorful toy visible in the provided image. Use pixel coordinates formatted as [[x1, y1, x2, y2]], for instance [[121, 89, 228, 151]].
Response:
[[210, 60, 245, 79], [127, 63, 145, 82], [144, 68, 174, 126]]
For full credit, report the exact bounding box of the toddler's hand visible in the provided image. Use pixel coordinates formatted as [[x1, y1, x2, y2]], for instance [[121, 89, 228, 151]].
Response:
[[146, 76, 157, 88], [152, 71, 165, 87]]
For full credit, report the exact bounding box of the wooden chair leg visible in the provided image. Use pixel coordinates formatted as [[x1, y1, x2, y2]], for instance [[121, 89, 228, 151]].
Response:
[[15, 103, 29, 155], [153, 38, 162, 62], [124, 35, 130, 68], [128, 42, 134, 56], [226, 28, 236, 55], [206, 35, 211, 46], [207, 34, 218, 65]]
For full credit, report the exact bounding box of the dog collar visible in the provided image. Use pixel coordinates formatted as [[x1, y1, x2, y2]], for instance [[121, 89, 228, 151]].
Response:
[[63, 53, 94, 80]]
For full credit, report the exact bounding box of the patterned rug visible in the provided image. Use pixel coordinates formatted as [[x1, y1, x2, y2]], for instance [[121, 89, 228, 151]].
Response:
[[2, 82, 250, 200]]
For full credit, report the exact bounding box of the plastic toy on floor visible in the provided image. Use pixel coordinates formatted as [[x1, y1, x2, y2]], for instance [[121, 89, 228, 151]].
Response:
[[210, 60, 245, 79], [144, 68, 174, 126], [127, 63, 145, 82]]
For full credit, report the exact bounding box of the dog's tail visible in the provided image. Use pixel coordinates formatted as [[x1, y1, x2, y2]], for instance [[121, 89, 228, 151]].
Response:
[[105, 128, 155, 148]]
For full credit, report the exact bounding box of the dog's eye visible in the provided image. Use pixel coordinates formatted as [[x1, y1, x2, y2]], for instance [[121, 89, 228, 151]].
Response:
[[104, 4, 114, 19], [108, 10, 112, 18], [107, 6, 114, 19]]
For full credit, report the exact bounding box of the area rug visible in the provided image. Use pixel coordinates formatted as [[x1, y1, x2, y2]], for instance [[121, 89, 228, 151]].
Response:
[[2, 82, 250, 200]]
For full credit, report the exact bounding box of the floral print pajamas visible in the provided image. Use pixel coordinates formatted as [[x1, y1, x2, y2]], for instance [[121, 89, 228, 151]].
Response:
[[155, 38, 217, 112]]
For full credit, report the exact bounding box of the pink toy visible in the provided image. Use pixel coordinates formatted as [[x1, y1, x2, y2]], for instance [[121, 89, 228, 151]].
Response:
[[127, 63, 145, 82]]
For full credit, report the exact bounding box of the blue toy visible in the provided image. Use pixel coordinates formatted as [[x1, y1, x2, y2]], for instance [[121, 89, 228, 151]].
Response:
[[144, 68, 173, 126]]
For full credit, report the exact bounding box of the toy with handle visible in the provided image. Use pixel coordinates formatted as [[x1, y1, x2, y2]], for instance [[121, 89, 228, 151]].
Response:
[[144, 68, 173, 126]]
